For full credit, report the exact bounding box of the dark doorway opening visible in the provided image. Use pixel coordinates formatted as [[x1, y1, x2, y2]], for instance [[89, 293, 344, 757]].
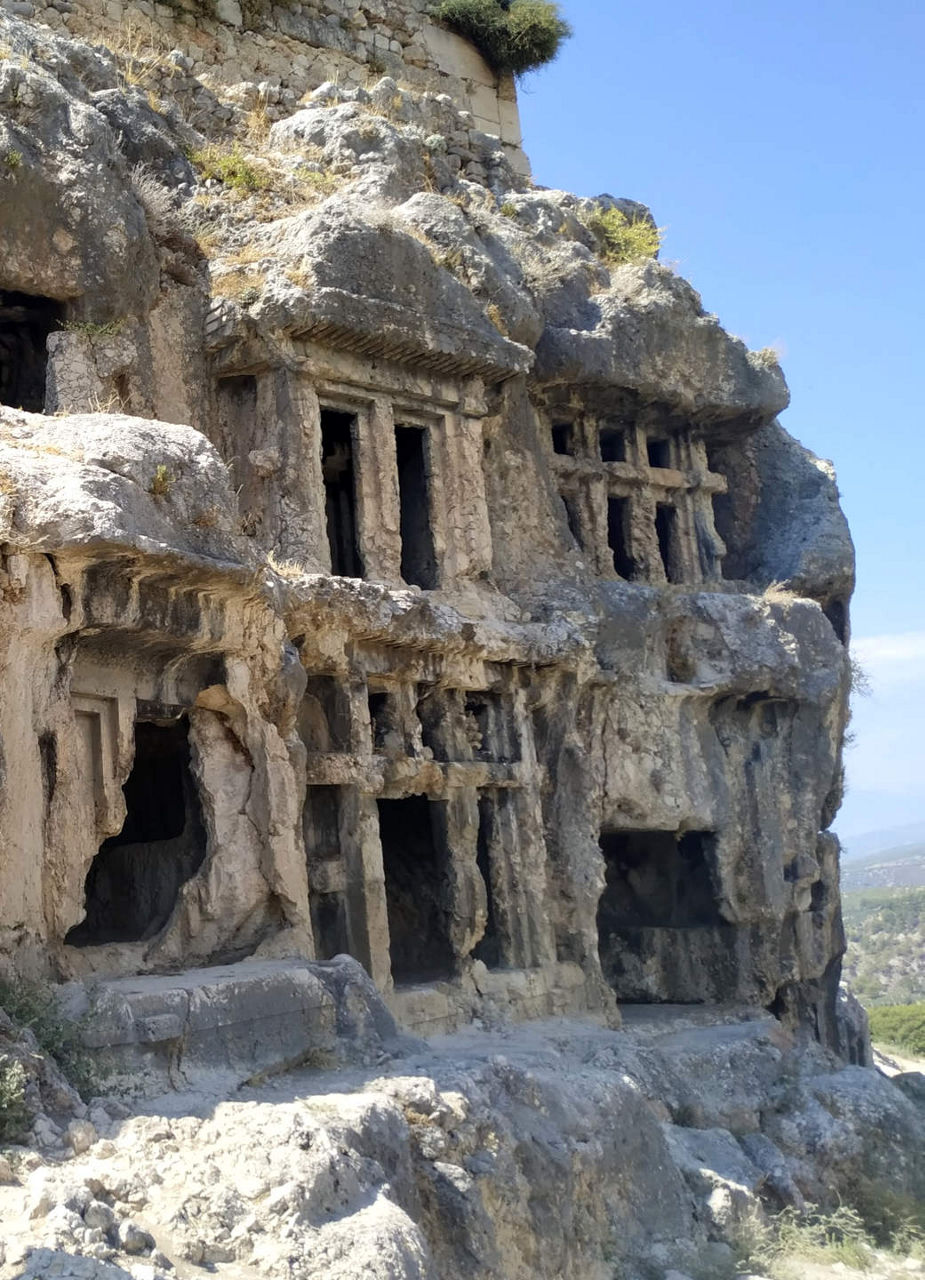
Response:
[[473, 795, 502, 969], [0, 292, 63, 411], [608, 496, 635, 579], [647, 437, 672, 468], [597, 830, 722, 930], [656, 503, 681, 582], [300, 675, 351, 753], [369, 687, 405, 754], [311, 892, 350, 961], [321, 409, 363, 578], [304, 786, 350, 961], [395, 425, 437, 589], [551, 422, 574, 456], [596, 829, 728, 1002], [66, 718, 206, 947], [823, 598, 848, 644], [562, 494, 583, 547], [599, 427, 626, 463], [378, 796, 454, 984], [464, 690, 511, 761]]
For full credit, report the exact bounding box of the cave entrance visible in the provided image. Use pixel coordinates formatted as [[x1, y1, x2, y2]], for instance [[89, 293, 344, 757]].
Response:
[[378, 796, 453, 984], [66, 717, 206, 947], [656, 503, 682, 583], [0, 291, 63, 412], [305, 785, 351, 961], [551, 422, 574, 456], [599, 426, 626, 463], [562, 493, 583, 547], [321, 408, 364, 578], [596, 829, 727, 1002], [608, 496, 635, 579], [395, 424, 437, 590], [647, 437, 672, 468], [473, 794, 502, 970]]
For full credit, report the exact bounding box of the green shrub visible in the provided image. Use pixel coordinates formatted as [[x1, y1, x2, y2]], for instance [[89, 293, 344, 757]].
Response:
[[734, 1203, 877, 1277], [0, 978, 99, 1100], [0, 1058, 29, 1142], [149, 463, 173, 498], [868, 1002, 925, 1057], [432, 0, 571, 75], [190, 143, 269, 193], [586, 206, 662, 267]]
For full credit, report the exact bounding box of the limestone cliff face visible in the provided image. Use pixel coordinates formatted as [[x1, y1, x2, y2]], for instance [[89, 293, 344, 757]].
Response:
[[0, 0, 855, 1056]]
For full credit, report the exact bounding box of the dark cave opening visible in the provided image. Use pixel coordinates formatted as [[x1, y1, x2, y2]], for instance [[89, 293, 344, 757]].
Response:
[[321, 408, 364, 578], [597, 829, 728, 1002], [66, 718, 206, 947], [646, 437, 672, 468], [379, 796, 454, 984], [551, 422, 574, 455], [656, 503, 682, 583], [473, 795, 502, 970], [608, 496, 635, 579], [395, 424, 437, 590], [0, 291, 63, 412], [599, 427, 626, 463]]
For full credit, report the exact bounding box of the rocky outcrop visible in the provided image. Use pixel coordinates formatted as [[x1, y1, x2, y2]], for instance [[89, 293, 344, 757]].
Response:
[[0, 0, 858, 1034], [2, 1011, 923, 1279], [0, 2, 900, 1276]]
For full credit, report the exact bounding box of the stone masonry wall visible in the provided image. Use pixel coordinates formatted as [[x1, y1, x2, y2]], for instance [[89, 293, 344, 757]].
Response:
[[2, 0, 528, 170]]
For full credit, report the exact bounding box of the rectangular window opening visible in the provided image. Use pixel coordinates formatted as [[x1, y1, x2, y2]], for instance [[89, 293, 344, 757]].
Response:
[[299, 676, 351, 753], [378, 796, 454, 984], [66, 717, 206, 947], [599, 427, 626, 463], [551, 422, 575, 455], [607, 496, 636, 579], [596, 829, 725, 1002], [321, 408, 364, 578], [368, 688, 396, 754], [395, 424, 437, 590], [0, 291, 64, 412], [647, 437, 672, 468], [656, 503, 682, 583], [562, 494, 583, 547], [473, 795, 502, 970], [464, 691, 504, 761], [417, 685, 450, 762], [311, 891, 350, 962]]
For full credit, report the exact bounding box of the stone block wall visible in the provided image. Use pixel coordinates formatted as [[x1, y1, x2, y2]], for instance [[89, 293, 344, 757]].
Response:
[[2, 0, 529, 171]]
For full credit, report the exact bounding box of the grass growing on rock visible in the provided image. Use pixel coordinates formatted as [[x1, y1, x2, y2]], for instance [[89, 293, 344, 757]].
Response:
[[0, 978, 99, 1100], [0, 1058, 29, 1142], [191, 142, 270, 193], [733, 1195, 925, 1278], [432, 0, 571, 76], [586, 206, 662, 267]]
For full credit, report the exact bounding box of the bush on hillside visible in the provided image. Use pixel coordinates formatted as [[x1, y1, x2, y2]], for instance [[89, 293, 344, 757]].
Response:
[[432, 0, 571, 76], [586, 206, 662, 267], [868, 1002, 925, 1057], [0, 978, 98, 1098]]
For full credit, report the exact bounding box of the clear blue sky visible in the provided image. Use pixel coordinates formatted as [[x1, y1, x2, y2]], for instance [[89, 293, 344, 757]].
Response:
[[517, 0, 925, 842]]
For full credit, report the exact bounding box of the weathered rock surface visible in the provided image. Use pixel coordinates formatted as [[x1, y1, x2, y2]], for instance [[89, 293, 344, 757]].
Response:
[[0, 1, 898, 1275], [2, 1012, 923, 1280]]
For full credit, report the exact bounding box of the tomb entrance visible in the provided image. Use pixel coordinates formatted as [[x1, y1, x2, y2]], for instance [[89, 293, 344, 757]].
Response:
[[378, 795, 454, 984], [66, 716, 206, 947], [0, 291, 63, 411], [596, 829, 732, 1002]]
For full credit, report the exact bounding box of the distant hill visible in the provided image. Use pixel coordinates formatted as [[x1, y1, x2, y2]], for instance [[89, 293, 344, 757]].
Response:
[[842, 886, 925, 1006], [841, 843, 925, 892], [841, 822, 925, 862]]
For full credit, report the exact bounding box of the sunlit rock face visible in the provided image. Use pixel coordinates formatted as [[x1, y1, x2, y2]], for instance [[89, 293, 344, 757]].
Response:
[[0, 2, 854, 1055]]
